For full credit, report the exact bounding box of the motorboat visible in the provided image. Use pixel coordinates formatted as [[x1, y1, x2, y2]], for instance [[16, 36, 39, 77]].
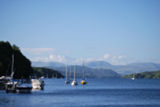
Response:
[[31, 78, 45, 90]]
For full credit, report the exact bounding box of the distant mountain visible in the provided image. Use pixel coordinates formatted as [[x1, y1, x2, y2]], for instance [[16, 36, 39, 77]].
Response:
[[32, 61, 65, 68], [54, 65, 120, 78], [86, 61, 112, 68], [86, 61, 160, 75], [124, 70, 160, 79], [115, 63, 160, 75], [32, 61, 160, 76]]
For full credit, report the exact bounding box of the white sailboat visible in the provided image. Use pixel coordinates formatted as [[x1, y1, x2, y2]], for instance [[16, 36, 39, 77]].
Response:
[[5, 54, 32, 93], [69, 66, 72, 82], [5, 54, 18, 93], [71, 65, 78, 86], [131, 74, 135, 80], [0, 76, 11, 90], [65, 65, 70, 84]]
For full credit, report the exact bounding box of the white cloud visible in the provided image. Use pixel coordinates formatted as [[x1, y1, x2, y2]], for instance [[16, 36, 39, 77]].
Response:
[[21, 48, 67, 63], [21, 48, 134, 65], [103, 54, 110, 59], [30, 54, 66, 63]]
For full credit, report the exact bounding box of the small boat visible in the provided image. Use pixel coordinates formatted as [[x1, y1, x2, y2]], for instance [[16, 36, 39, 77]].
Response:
[[65, 65, 70, 84], [131, 74, 135, 80], [5, 54, 32, 93], [71, 80, 78, 86], [31, 78, 45, 90], [81, 80, 87, 85], [5, 54, 17, 93], [5, 80, 18, 93], [0, 76, 11, 90], [81, 62, 87, 85], [71, 65, 78, 86]]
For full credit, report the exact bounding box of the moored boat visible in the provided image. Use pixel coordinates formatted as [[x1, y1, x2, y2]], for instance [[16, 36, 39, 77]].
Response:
[[80, 62, 87, 85], [131, 74, 135, 80], [5, 54, 32, 93], [71, 65, 78, 86], [5, 80, 18, 93], [5, 54, 17, 93], [31, 78, 45, 90], [65, 65, 70, 84], [16, 82, 32, 93], [0, 76, 11, 90]]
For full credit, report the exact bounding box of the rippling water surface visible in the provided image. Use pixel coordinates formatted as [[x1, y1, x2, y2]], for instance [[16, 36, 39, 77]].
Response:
[[0, 78, 160, 107]]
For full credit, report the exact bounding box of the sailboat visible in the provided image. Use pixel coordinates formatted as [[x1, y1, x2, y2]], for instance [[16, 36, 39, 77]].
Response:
[[0, 76, 10, 90], [131, 74, 135, 80], [0, 63, 12, 90], [71, 65, 78, 86], [5, 54, 32, 93], [5, 54, 19, 93], [65, 65, 70, 84], [81, 63, 87, 85]]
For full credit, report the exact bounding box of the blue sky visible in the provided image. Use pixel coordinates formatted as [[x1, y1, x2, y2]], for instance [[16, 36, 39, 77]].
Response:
[[0, 0, 160, 65]]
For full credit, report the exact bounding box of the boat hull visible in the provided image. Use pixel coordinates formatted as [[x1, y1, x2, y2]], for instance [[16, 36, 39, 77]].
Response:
[[81, 80, 87, 85], [31, 79, 45, 90], [71, 80, 78, 86], [16, 87, 32, 93]]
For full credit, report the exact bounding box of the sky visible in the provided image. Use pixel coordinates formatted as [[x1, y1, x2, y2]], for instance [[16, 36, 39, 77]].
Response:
[[0, 0, 160, 65]]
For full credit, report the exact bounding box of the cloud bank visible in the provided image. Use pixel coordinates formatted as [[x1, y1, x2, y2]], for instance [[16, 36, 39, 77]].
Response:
[[21, 48, 143, 65]]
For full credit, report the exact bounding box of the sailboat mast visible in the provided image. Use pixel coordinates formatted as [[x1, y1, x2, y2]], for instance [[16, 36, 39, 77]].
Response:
[[82, 62, 85, 80], [74, 65, 76, 80], [65, 65, 68, 81], [69, 66, 71, 81], [11, 54, 14, 79]]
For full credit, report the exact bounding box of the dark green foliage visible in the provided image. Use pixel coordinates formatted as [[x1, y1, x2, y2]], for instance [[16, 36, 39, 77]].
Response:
[[0, 41, 33, 79], [33, 67, 64, 78], [124, 70, 160, 79]]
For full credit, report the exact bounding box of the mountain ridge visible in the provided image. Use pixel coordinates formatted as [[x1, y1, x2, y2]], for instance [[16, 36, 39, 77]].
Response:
[[32, 61, 160, 75], [53, 65, 120, 78]]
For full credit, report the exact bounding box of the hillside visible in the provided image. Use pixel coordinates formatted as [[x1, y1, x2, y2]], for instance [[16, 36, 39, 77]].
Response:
[[33, 61, 160, 75], [124, 70, 160, 79], [33, 67, 64, 78], [86, 61, 160, 75], [0, 41, 33, 79], [54, 65, 120, 78]]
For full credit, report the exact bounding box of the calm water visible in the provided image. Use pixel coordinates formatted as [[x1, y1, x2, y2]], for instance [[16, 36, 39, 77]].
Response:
[[0, 78, 160, 107]]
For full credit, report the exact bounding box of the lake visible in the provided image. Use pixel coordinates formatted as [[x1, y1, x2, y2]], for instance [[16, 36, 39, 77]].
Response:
[[0, 78, 160, 107]]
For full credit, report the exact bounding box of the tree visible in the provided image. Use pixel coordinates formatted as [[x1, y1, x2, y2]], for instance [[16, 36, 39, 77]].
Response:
[[0, 41, 33, 79]]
